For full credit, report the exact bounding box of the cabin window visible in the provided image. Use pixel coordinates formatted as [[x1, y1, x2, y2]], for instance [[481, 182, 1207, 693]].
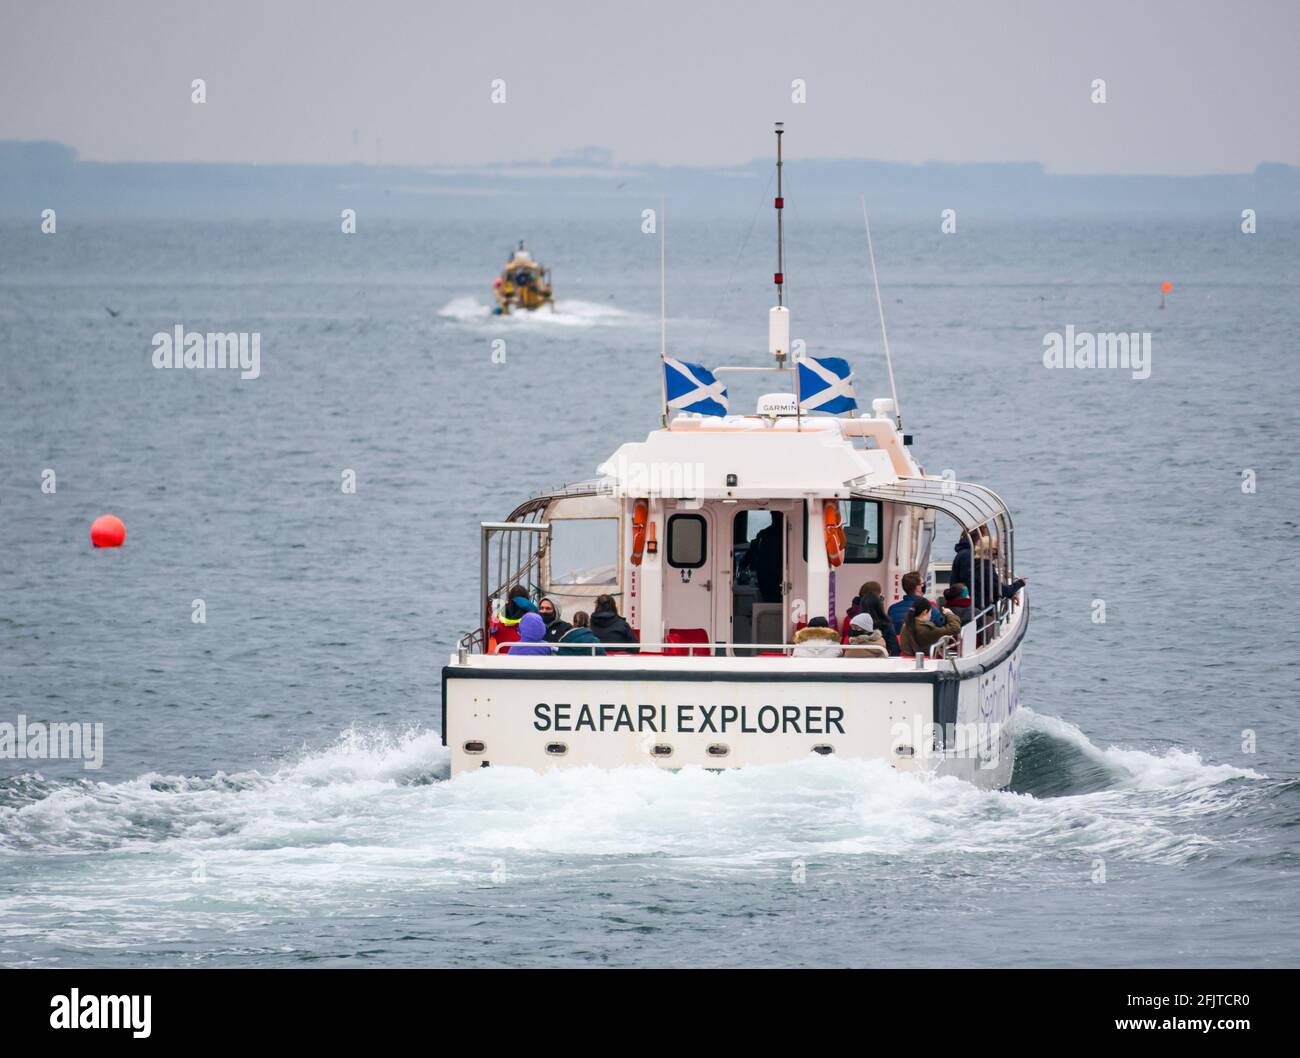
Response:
[[667, 514, 707, 568], [838, 500, 882, 563], [549, 518, 618, 584]]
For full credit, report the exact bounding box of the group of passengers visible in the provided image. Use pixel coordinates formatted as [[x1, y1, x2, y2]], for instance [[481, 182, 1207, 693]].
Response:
[[792, 530, 1027, 659], [489, 531, 1025, 659], [490, 586, 638, 656]]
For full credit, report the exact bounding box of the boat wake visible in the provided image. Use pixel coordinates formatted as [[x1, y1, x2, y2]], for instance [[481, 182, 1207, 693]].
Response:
[[0, 712, 1275, 964], [437, 296, 645, 328], [0, 710, 1265, 866]]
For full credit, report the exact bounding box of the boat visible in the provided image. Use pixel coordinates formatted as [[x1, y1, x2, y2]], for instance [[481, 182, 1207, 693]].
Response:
[[444, 126, 1027, 787], [491, 241, 554, 314]]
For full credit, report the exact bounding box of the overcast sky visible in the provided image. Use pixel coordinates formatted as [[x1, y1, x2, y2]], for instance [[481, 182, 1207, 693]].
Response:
[[2, 0, 1296, 174]]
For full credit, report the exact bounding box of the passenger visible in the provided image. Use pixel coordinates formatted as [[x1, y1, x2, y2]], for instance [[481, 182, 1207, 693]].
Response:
[[887, 571, 942, 635], [557, 611, 605, 657], [843, 612, 889, 658], [538, 597, 572, 644], [950, 532, 974, 595], [969, 535, 1027, 613], [899, 596, 962, 657], [743, 520, 784, 603], [488, 584, 536, 651], [943, 583, 974, 626], [792, 616, 843, 658], [842, 580, 901, 657], [841, 580, 878, 635], [506, 612, 551, 656], [588, 594, 638, 646]]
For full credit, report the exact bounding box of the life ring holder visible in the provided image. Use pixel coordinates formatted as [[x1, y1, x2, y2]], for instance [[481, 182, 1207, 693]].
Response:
[[630, 498, 649, 566], [823, 500, 846, 568]]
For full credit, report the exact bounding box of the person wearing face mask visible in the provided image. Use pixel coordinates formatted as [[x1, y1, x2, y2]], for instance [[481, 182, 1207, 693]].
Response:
[[537, 597, 572, 644]]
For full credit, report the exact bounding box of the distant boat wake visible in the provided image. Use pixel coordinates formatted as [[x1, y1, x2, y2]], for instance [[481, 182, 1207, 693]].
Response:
[[438, 296, 645, 328]]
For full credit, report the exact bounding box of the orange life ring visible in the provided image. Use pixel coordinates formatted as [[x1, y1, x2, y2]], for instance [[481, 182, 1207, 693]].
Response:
[[630, 498, 649, 566], [823, 501, 846, 568]]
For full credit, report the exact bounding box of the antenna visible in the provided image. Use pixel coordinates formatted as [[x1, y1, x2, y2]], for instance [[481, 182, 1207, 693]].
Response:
[[774, 122, 785, 307], [861, 196, 901, 429], [771, 122, 794, 426], [659, 193, 667, 359]]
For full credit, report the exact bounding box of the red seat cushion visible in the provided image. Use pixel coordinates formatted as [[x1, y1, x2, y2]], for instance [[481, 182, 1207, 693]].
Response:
[[665, 628, 710, 657]]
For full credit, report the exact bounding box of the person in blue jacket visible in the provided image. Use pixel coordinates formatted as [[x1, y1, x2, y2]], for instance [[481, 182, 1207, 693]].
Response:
[[888, 571, 942, 634]]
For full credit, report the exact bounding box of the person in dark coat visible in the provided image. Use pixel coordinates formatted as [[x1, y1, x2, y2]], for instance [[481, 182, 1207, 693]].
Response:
[[742, 519, 784, 603], [588, 594, 638, 646], [950, 536, 973, 595], [538, 597, 572, 643], [557, 611, 606, 656], [968, 536, 1026, 613]]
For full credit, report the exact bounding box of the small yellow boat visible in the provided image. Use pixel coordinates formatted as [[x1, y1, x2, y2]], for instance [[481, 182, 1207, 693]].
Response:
[[492, 241, 554, 315]]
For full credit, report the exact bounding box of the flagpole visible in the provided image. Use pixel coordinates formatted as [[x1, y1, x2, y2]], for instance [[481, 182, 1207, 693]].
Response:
[[794, 359, 802, 432], [660, 355, 669, 428]]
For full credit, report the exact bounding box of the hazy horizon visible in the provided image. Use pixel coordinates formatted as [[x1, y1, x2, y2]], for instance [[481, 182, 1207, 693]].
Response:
[[2, 0, 1297, 175]]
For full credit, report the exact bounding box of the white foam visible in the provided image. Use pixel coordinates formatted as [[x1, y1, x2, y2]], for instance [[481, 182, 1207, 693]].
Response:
[[437, 296, 644, 328], [1022, 708, 1265, 791], [0, 714, 1271, 939]]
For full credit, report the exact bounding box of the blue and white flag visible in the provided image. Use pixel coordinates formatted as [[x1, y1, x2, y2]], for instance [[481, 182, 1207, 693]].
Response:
[[797, 356, 858, 414], [664, 356, 729, 416]]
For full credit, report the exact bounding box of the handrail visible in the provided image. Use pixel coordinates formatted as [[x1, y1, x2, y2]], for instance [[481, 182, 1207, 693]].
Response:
[[929, 634, 959, 659], [478, 639, 931, 658]]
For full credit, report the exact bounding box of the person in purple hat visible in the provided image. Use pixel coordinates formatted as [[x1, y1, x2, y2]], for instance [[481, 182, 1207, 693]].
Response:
[[506, 612, 552, 656]]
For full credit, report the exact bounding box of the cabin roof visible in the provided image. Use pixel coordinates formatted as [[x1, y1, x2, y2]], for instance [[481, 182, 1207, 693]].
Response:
[[595, 415, 898, 499], [848, 475, 1011, 533]]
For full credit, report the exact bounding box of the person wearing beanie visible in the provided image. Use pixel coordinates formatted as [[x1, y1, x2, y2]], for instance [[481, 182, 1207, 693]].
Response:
[[844, 611, 889, 658]]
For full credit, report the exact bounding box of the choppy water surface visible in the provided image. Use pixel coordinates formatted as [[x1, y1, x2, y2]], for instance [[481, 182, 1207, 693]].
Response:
[[1, 210, 1298, 966]]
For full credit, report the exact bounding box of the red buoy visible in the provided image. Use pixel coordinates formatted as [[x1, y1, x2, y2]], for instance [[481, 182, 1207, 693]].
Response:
[[90, 515, 126, 548]]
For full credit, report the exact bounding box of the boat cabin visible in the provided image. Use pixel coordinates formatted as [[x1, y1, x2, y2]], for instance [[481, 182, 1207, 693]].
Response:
[[466, 394, 1018, 660]]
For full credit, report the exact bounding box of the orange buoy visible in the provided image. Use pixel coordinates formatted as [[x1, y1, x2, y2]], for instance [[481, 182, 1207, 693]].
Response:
[[90, 514, 126, 548], [1161, 281, 1173, 294]]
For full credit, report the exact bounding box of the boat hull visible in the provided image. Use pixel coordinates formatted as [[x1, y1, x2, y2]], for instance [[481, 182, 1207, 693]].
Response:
[[442, 622, 1024, 789]]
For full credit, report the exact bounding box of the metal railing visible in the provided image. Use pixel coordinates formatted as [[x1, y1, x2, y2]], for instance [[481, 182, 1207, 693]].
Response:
[[481, 520, 550, 636], [467, 639, 938, 661]]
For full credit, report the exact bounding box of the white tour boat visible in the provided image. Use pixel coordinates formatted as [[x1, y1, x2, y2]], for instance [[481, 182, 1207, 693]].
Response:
[[443, 126, 1027, 788]]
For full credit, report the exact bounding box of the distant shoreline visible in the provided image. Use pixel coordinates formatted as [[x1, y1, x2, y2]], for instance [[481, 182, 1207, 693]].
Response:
[[3, 140, 1298, 219]]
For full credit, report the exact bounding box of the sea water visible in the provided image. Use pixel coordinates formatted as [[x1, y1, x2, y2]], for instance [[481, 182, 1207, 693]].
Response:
[[1, 209, 1297, 967]]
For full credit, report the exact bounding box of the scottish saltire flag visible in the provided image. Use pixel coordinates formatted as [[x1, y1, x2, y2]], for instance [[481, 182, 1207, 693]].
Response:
[[664, 357, 729, 416], [798, 356, 858, 414]]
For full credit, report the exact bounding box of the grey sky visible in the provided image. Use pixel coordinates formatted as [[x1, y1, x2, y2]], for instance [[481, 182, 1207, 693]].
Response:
[[2, 0, 1296, 173]]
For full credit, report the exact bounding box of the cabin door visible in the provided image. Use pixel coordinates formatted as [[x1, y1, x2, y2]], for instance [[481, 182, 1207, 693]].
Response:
[[660, 507, 716, 646], [729, 506, 792, 652]]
